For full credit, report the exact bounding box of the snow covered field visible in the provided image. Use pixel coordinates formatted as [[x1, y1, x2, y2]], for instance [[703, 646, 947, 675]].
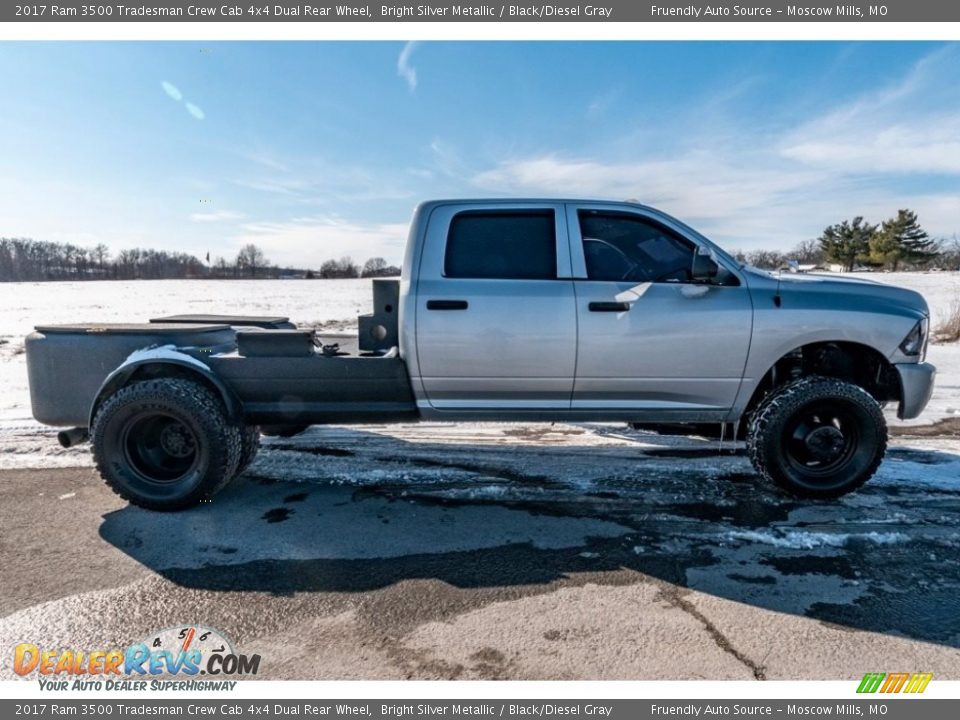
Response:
[[0, 278, 372, 422], [0, 273, 959, 477]]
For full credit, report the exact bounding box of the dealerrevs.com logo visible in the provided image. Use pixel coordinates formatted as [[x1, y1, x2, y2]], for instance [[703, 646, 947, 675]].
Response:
[[13, 625, 260, 690]]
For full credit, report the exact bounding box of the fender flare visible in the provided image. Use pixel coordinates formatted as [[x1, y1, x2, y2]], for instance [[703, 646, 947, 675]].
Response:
[[88, 345, 241, 428]]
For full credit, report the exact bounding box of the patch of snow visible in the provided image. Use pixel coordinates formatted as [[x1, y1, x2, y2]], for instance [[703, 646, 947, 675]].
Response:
[[725, 529, 910, 549]]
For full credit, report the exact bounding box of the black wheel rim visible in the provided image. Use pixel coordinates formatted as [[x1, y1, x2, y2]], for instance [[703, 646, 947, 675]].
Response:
[[783, 401, 861, 480], [122, 412, 200, 484]]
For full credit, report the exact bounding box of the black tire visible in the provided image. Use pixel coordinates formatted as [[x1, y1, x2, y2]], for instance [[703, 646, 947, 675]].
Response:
[[746, 376, 886, 499], [91, 378, 242, 511], [260, 424, 310, 438], [236, 425, 261, 475]]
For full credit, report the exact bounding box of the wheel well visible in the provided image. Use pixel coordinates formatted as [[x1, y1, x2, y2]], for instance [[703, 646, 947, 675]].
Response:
[[744, 342, 901, 418], [91, 362, 239, 425]]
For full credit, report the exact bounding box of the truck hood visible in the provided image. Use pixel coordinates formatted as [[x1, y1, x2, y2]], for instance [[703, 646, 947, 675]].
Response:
[[742, 267, 929, 319]]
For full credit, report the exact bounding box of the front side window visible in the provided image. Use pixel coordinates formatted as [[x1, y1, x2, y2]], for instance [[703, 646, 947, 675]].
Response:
[[445, 210, 556, 280], [579, 210, 695, 283]]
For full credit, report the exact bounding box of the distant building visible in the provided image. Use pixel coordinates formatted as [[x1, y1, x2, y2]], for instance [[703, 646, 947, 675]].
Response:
[[827, 263, 870, 273]]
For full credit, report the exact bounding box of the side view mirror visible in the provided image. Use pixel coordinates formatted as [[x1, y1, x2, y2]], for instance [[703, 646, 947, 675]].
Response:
[[692, 250, 719, 282]]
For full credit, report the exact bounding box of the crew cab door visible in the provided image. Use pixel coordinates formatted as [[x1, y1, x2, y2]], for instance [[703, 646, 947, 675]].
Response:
[[414, 202, 577, 410], [567, 203, 753, 417]]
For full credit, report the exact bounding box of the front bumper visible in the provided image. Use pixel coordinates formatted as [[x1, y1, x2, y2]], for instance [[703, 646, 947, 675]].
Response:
[[894, 362, 936, 420]]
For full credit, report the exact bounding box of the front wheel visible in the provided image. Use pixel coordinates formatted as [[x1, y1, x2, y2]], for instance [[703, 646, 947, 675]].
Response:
[[746, 376, 886, 499], [91, 378, 242, 510]]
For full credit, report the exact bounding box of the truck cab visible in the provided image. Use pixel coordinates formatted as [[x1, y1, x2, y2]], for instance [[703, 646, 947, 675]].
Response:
[[404, 199, 751, 422]]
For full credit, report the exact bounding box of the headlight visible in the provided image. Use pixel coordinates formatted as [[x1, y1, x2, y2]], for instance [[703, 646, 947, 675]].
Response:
[[899, 318, 928, 359]]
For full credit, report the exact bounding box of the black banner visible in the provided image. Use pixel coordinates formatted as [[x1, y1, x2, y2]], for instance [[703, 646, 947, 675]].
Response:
[[2, 700, 960, 719], [2, 1, 954, 23]]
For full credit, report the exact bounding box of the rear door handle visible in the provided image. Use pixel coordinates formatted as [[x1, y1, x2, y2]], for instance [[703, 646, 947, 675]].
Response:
[[426, 299, 469, 311], [588, 301, 631, 312]]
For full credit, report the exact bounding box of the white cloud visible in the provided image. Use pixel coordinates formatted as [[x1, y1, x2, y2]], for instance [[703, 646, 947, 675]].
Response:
[[473, 153, 820, 220], [190, 210, 245, 223], [240, 151, 289, 172], [428, 138, 470, 179], [781, 109, 960, 175], [779, 47, 960, 176], [232, 177, 310, 195], [231, 161, 418, 205], [397, 42, 418, 92], [230, 217, 408, 267], [472, 152, 960, 251], [470, 47, 960, 251]]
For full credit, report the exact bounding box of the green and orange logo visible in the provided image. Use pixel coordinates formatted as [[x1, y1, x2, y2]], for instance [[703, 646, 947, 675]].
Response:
[[857, 672, 933, 694]]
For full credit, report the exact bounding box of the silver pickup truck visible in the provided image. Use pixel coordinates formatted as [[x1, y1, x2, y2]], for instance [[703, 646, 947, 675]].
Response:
[[26, 199, 935, 509]]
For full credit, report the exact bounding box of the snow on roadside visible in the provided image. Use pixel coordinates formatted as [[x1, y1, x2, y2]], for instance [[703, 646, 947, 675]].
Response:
[[723, 529, 910, 549]]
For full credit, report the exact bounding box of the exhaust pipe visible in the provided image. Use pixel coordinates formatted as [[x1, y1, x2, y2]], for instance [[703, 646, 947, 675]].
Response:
[[57, 427, 89, 448]]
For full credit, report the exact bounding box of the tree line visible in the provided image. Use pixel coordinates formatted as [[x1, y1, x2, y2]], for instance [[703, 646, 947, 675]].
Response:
[[3, 208, 958, 281], [734, 209, 959, 271], [0, 239, 400, 282]]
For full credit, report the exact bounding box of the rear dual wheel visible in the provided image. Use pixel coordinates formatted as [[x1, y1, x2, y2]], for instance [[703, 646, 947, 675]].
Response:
[[92, 378, 257, 511]]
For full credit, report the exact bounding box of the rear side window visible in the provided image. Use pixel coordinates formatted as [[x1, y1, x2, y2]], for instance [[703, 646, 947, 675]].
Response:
[[444, 210, 556, 280]]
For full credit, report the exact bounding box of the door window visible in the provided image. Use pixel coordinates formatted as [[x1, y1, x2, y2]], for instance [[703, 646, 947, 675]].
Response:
[[445, 210, 557, 280], [579, 210, 695, 283]]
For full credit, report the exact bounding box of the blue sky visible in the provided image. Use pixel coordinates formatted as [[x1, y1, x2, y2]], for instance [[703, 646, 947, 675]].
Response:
[[1, 41, 959, 267]]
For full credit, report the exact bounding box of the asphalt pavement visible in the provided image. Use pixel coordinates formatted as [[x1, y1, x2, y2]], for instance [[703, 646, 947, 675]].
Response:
[[2, 424, 960, 680]]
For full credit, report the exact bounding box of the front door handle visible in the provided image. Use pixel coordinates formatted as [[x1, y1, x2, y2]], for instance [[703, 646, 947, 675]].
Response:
[[426, 299, 469, 311], [588, 301, 631, 312]]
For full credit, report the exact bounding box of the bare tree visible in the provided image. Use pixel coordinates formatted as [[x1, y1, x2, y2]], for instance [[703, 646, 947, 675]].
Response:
[[746, 249, 786, 270], [319, 256, 360, 279], [236, 244, 268, 278], [361, 257, 402, 278], [932, 236, 960, 271], [789, 239, 824, 266], [93, 244, 110, 275], [362, 257, 388, 277]]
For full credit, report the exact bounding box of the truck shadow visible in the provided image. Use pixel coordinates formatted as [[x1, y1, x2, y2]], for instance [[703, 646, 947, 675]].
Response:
[[99, 424, 960, 650]]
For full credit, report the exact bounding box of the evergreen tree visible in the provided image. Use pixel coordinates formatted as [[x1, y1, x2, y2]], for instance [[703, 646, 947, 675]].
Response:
[[870, 209, 937, 270], [818, 216, 876, 272]]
